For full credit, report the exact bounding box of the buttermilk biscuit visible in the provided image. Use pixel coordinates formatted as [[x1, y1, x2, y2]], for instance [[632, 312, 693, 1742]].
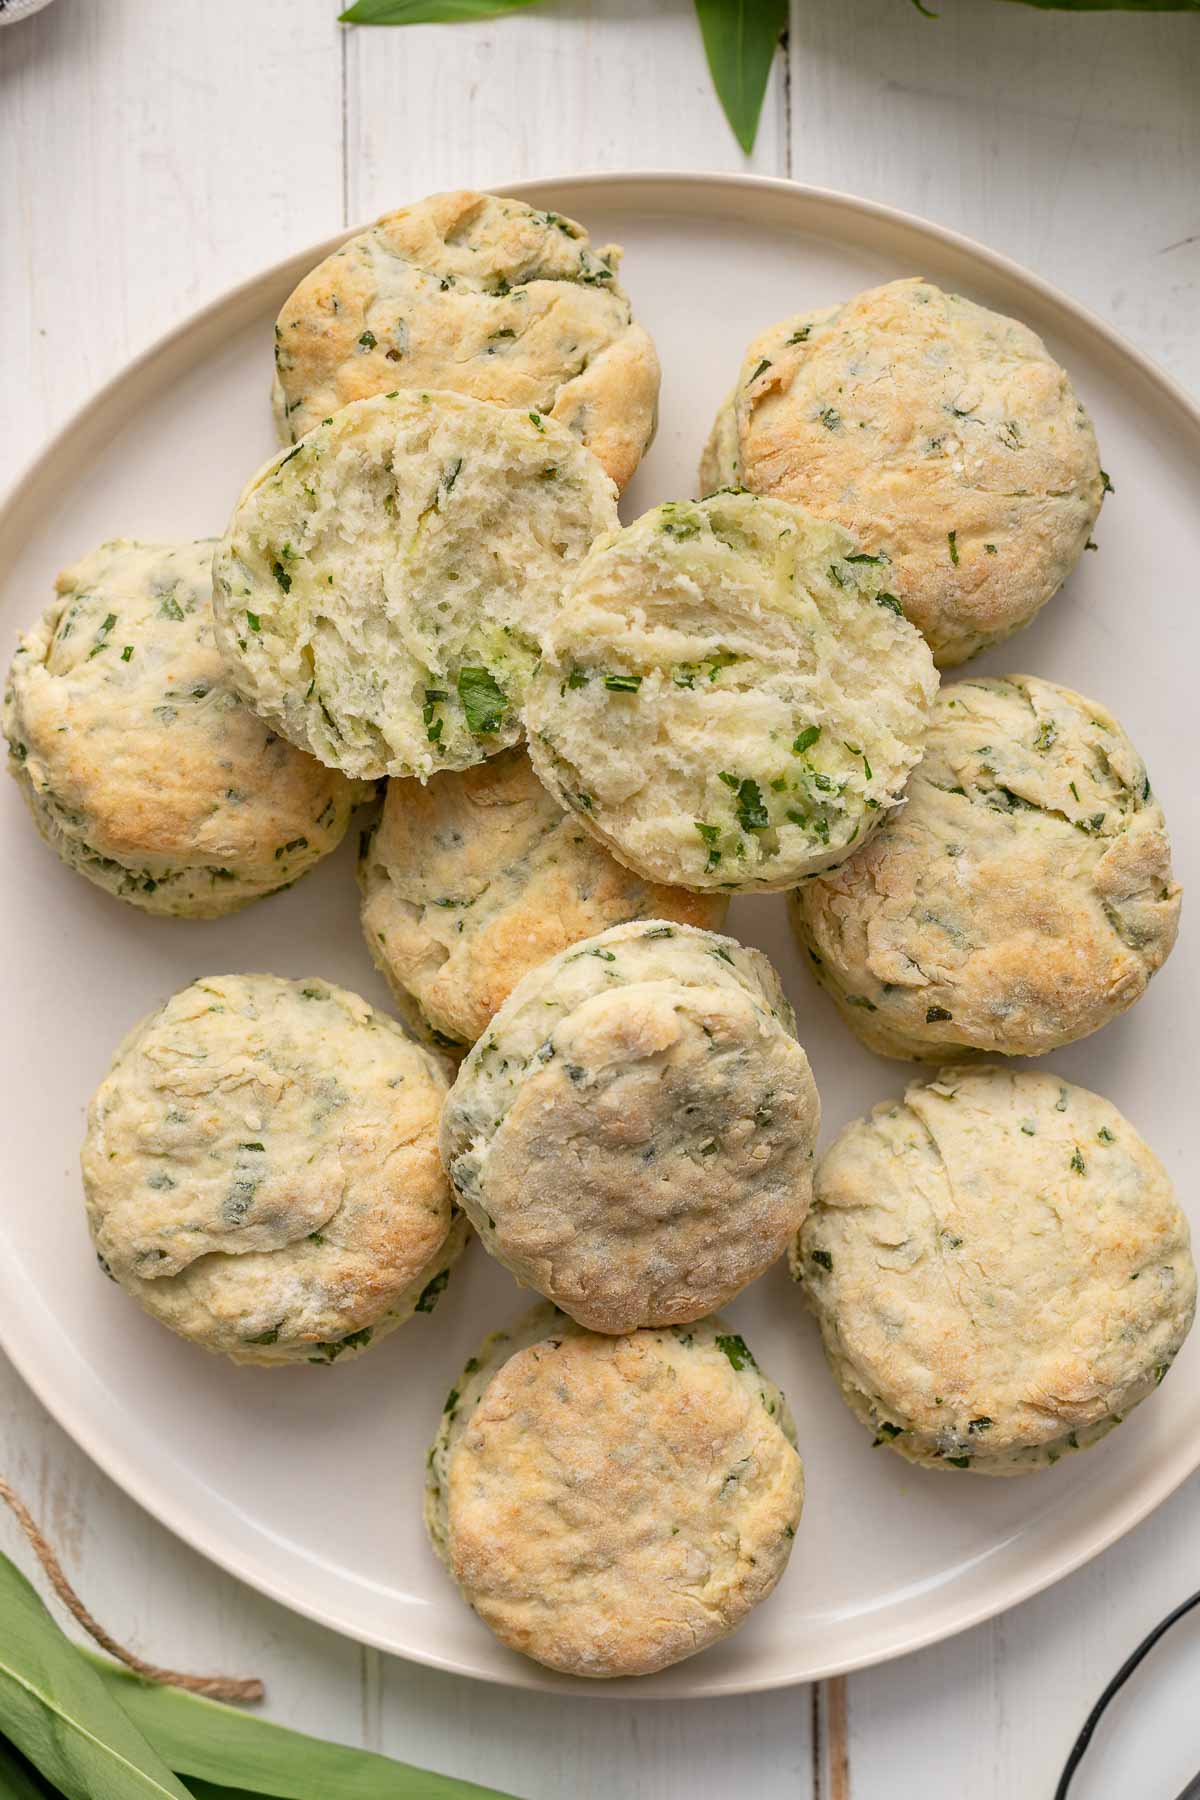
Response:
[[213, 390, 618, 781], [3, 540, 359, 916], [358, 747, 729, 1048], [524, 492, 937, 893], [700, 278, 1105, 667], [272, 190, 660, 489], [425, 1305, 803, 1677], [82, 974, 464, 1365], [795, 1067, 1194, 1474], [791, 675, 1180, 1060], [440, 921, 819, 1333]]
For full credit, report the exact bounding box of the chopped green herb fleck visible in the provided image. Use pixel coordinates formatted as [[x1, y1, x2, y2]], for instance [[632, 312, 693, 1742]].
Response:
[[948, 530, 960, 566], [729, 777, 768, 832], [415, 1268, 450, 1314], [695, 821, 722, 869], [457, 666, 508, 734], [715, 1332, 757, 1372]]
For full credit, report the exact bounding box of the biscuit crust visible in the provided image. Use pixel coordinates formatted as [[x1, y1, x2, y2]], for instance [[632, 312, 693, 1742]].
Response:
[[525, 492, 938, 892], [272, 190, 660, 489], [358, 748, 728, 1047], [791, 675, 1181, 1059], [795, 1067, 1195, 1473], [214, 390, 618, 781], [425, 1306, 803, 1678], [82, 973, 463, 1364], [441, 921, 820, 1333], [3, 540, 359, 916], [701, 279, 1104, 667]]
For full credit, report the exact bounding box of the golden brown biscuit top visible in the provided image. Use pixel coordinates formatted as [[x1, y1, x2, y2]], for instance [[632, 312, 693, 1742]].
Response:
[[444, 1321, 802, 1677], [273, 190, 660, 489], [359, 748, 727, 1045]]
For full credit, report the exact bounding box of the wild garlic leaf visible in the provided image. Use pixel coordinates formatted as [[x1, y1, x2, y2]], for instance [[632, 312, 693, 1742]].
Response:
[[85, 1654, 518, 1799], [693, 0, 789, 153], [339, 0, 544, 23], [0, 1553, 191, 1800], [0, 1735, 58, 1800]]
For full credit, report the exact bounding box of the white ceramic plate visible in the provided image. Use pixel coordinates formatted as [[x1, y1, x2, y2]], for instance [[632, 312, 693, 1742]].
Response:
[[1, 173, 1197, 1698]]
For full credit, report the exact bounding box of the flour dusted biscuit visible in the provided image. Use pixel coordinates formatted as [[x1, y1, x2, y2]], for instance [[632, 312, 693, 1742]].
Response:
[[273, 190, 660, 489], [358, 747, 729, 1048], [795, 1067, 1194, 1474], [425, 1305, 803, 1677], [82, 974, 464, 1365], [791, 676, 1180, 1060], [213, 390, 617, 781], [524, 492, 937, 893], [3, 540, 358, 916], [701, 279, 1105, 667], [441, 921, 820, 1332]]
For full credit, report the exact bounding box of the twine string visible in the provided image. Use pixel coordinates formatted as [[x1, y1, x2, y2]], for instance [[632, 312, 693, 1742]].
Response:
[[0, 1477, 264, 1704]]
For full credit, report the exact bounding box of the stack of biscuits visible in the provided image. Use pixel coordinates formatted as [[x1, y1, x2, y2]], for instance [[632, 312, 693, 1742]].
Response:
[[6, 190, 1191, 1680]]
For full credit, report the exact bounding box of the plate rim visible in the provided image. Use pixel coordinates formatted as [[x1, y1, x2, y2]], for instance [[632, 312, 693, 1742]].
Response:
[[3, 168, 1198, 1699]]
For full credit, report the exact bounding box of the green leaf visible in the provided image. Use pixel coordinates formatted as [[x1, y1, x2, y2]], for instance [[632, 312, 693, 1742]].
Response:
[[176, 1785, 269, 1800], [456, 666, 509, 735], [84, 1659, 518, 1800], [693, 0, 789, 153], [0, 1555, 191, 1800], [0, 1734, 60, 1799], [339, 0, 545, 23]]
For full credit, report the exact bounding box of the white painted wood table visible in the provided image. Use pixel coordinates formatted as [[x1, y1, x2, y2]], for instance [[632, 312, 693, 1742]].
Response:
[[2, 3, 1198, 1794]]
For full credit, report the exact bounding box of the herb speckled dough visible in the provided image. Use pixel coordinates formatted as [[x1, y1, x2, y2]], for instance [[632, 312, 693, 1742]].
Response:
[[213, 390, 618, 781], [700, 278, 1105, 667], [358, 747, 729, 1048], [82, 974, 466, 1365], [440, 921, 820, 1333], [795, 1067, 1194, 1475], [524, 492, 938, 893], [3, 540, 360, 916], [272, 190, 660, 490], [791, 675, 1180, 1059], [425, 1305, 803, 1678]]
